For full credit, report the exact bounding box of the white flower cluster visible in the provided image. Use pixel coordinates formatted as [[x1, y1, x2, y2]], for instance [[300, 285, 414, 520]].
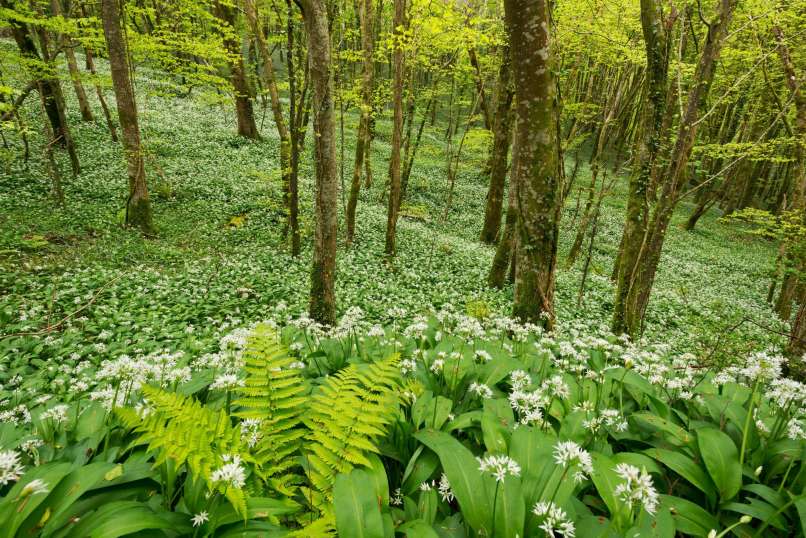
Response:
[[477, 455, 521, 483], [533, 501, 575, 537], [553, 441, 593, 483], [211, 454, 246, 489], [0, 450, 25, 485], [613, 463, 659, 514]]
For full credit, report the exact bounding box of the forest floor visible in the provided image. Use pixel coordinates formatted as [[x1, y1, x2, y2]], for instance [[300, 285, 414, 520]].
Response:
[[0, 54, 788, 368]]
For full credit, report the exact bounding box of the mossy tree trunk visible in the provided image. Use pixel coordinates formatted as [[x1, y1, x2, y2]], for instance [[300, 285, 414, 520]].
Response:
[[101, 0, 154, 235], [346, 0, 375, 245], [615, 0, 737, 337], [384, 0, 406, 256], [214, 0, 260, 140], [480, 45, 514, 245], [504, 0, 561, 329], [303, 0, 338, 325]]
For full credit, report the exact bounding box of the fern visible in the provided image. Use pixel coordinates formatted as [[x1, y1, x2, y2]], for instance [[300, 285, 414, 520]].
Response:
[[117, 385, 250, 516], [234, 324, 308, 495], [303, 355, 401, 500]]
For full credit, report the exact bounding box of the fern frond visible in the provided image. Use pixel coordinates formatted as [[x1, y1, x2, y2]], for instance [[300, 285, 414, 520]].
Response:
[[117, 385, 250, 517], [234, 324, 308, 494], [303, 355, 402, 502]]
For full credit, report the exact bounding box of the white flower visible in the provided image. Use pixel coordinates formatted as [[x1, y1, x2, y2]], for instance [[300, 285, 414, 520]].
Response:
[[0, 450, 25, 485], [40, 404, 69, 424], [391, 488, 403, 506], [613, 463, 659, 514], [510, 370, 532, 390], [400, 358, 418, 375], [430, 359, 444, 373], [419, 481, 433, 491], [477, 455, 521, 482], [474, 350, 493, 363], [20, 478, 49, 497], [211, 454, 246, 489], [469, 382, 493, 399], [553, 441, 593, 482], [210, 374, 245, 391], [533, 501, 575, 537], [191, 511, 209, 527], [438, 473, 454, 502]]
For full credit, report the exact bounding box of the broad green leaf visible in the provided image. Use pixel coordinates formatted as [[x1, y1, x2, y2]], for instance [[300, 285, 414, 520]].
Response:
[[661, 495, 718, 537], [697, 428, 741, 501], [493, 474, 525, 538], [399, 519, 439, 537], [25, 461, 115, 536], [416, 429, 491, 534], [723, 499, 786, 530], [644, 448, 716, 501], [333, 469, 385, 538], [590, 452, 629, 527], [63, 500, 191, 538], [0, 462, 72, 538], [402, 447, 440, 495], [631, 412, 692, 446]]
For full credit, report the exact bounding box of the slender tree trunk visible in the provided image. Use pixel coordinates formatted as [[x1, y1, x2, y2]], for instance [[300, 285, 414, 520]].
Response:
[[617, 0, 737, 336], [302, 0, 338, 325], [2, 0, 67, 146], [346, 0, 375, 245], [505, 0, 561, 329], [489, 131, 519, 288], [384, 0, 406, 256], [772, 25, 806, 323], [51, 0, 94, 122], [214, 0, 260, 139], [244, 0, 293, 240], [480, 45, 514, 244], [84, 46, 119, 141], [101, 0, 153, 234], [611, 0, 669, 335], [467, 46, 492, 131]]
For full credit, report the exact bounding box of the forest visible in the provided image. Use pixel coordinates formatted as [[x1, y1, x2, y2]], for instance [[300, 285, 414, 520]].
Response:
[[0, 0, 805, 536]]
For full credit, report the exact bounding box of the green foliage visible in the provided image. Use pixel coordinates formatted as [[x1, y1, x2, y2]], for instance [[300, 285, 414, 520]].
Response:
[[234, 324, 307, 495], [117, 385, 251, 516], [304, 355, 402, 501]]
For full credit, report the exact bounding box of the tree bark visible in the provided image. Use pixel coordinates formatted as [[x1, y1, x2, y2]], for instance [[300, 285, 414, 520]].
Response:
[[616, 0, 737, 336], [101, 0, 153, 234], [384, 0, 406, 256], [480, 44, 514, 245], [611, 0, 669, 335], [214, 0, 260, 139], [243, 0, 293, 240], [302, 0, 338, 325], [504, 0, 561, 329], [51, 0, 94, 122], [346, 0, 375, 245]]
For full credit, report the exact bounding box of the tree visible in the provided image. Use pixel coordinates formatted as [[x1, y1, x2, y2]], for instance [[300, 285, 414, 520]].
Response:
[[345, 0, 375, 245], [243, 0, 294, 246], [480, 44, 514, 245], [51, 0, 94, 122], [214, 0, 260, 139], [384, 0, 407, 256], [613, 0, 738, 337], [504, 0, 561, 328], [611, 0, 669, 335], [101, 0, 154, 234], [302, 0, 338, 325]]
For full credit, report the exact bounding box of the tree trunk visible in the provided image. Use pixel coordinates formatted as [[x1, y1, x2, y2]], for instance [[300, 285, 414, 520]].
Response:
[[611, 0, 669, 335], [101, 0, 153, 235], [346, 0, 375, 245], [616, 0, 737, 336], [505, 0, 561, 329], [2, 0, 67, 146], [84, 46, 119, 141], [302, 0, 338, 325], [214, 0, 260, 139], [243, 0, 293, 240], [488, 131, 519, 289], [480, 45, 514, 245], [384, 0, 406, 256], [51, 0, 94, 122], [772, 25, 806, 323], [467, 46, 492, 131]]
